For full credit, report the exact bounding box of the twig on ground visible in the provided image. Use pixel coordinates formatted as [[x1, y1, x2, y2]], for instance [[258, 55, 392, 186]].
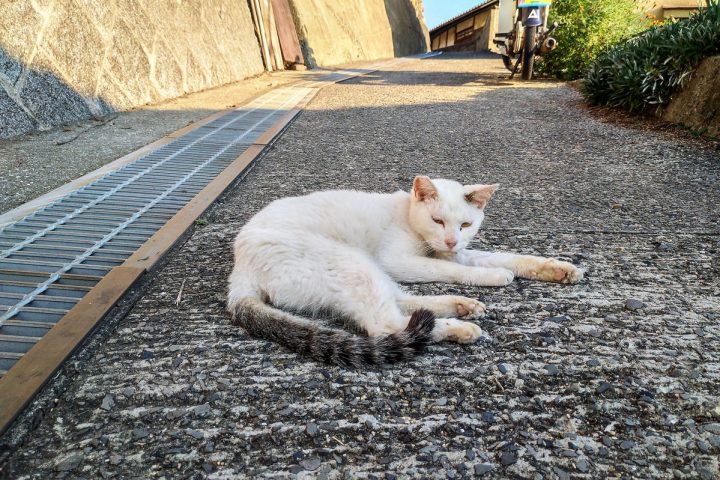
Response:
[[55, 114, 119, 145], [176, 279, 186, 307]]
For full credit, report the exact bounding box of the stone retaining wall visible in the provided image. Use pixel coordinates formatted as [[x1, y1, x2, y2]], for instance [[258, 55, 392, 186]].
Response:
[[0, 0, 429, 139], [663, 55, 720, 139], [290, 0, 429, 67], [0, 0, 264, 139]]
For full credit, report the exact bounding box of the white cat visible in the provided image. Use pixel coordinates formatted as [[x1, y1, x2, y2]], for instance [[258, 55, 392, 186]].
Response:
[[227, 176, 582, 367]]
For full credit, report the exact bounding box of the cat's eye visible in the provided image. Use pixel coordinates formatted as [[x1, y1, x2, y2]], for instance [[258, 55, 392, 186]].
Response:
[[432, 217, 444, 226], [461, 222, 472, 229]]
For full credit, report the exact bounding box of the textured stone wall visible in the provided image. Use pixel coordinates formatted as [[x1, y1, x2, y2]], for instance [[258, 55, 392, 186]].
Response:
[[0, 0, 265, 139], [289, 0, 429, 67], [663, 55, 720, 139]]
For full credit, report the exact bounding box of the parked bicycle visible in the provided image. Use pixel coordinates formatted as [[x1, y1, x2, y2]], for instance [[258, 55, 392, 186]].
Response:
[[493, 0, 559, 80]]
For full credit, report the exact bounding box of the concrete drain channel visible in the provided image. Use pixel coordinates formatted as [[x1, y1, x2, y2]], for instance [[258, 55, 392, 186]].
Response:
[[0, 65, 397, 433]]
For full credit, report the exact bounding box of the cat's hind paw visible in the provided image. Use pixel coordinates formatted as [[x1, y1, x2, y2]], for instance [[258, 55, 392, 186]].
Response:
[[455, 297, 486, 319], [433, 318, 483, 344], [531, 259, 583, 284]]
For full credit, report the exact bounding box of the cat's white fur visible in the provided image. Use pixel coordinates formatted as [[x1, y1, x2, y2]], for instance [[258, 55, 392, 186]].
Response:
[[228, 176, 582, 346]]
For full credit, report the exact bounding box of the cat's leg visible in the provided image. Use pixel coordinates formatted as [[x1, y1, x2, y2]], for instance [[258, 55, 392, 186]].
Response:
[[398, 294, 485, 319], [382, 255, 515, 287], [432, 318, 483, 344], [454, 250, 583, 284]]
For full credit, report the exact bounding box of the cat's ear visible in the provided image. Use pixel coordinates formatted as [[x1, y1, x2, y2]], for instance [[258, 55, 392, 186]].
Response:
[[413, 176, 438, 202], [464, 184, 499, 209]]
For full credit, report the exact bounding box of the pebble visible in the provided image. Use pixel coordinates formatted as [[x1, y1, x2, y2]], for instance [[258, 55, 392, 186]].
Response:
[[436, 397, 448, 406], [553, 467, 570, 480], [544, 364, 560, 375], [620, 440, 635, 450], [481, 411, 495, 423], [122, 387, 135, 397], [100, 394, 114, 411], [586, 358, 600, 367], [576, 458, 589, 472], [306, 422, 319, 437], [625, 299, 645, 311], [500, 451, 517, 466], [703, 423, 720, 434], [187, 429, 204, 439], [54, 452, 82, 472], [497, 363, 509, 374], [597, 381, 612, 394], [300, 457, 322, 471], [132, 428, 149, 440], [465, 449, 476, 461], [474, 463, 493, 475]]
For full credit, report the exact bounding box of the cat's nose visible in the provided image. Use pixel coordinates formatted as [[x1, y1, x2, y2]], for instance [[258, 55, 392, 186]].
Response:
[[445, 239, 457, 249]]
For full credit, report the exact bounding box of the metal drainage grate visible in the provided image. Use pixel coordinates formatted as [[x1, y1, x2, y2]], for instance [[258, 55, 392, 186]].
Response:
[[0, 86, 313, 376]]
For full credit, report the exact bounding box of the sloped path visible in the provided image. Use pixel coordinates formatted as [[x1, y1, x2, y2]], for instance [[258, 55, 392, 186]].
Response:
[[2, 53, 719, 479]]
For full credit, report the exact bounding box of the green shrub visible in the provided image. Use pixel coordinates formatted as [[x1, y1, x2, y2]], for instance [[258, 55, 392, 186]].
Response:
[[584, 0, 720, 112], [536, 0, 648, 80]]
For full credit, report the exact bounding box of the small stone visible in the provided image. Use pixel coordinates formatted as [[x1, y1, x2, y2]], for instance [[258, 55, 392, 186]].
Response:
[[194, 404, 211, 417], [702, 423, 720, 434], [436, 397, 448, 406], [553, 467, 570, 480], [122, 387, 135, 397], [202, 463, 214, 474], [300, 457, 322, 471], [466, 449, 476, 461], [141, 349, 154, 359], [132, 428, 149, 440], [548, 315, 568, 323], [586, 358, 600, 367], [625, 299, 644, 311], [109, 454, 122, 465], [474, 463, 493, 475], [187, 429, 204, 439], [359, 414, 380, 429], [561, 449, 577, 457], [100, 394, 114, 411], [620, 440, 635, 450], [306, 422, 319, 437], [55, 452, 83, 472], [597, 382, 612, 394], [481, 411, 495, 423], [500, 451, 517, 466], [497, 363, 509, 374], [544, 364, 560, 375], [172, 357, 183, 368], [598, 447, 609, 457], [576, 458, 589, 472]]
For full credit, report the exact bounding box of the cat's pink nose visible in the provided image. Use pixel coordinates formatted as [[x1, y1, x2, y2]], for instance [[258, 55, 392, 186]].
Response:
[[445, 239, 457, 249]]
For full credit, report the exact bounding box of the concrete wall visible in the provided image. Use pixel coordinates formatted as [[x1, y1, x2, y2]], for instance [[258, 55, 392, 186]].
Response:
[[289, 0, 429, 67], [0, 0, 265, 139]]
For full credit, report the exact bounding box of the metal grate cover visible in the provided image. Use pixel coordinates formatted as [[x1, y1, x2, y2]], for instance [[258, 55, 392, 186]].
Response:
[[0, 86, 314, 376]]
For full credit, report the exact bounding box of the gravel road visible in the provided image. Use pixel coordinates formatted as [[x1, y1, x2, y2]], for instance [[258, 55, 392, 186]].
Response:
[[2, 53, 719, 479]]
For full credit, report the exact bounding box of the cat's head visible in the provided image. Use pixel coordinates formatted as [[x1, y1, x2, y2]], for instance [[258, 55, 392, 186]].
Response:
[[408, 176, 498, 254]]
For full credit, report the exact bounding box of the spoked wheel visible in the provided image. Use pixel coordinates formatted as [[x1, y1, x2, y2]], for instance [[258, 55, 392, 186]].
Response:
[[521, 25, 538, 80]]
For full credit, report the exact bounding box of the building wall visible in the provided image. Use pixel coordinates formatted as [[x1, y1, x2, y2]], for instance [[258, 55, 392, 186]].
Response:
[[289, 0, 429, 67], [429, 6, 498, 53], [0, 0, 265, 139]]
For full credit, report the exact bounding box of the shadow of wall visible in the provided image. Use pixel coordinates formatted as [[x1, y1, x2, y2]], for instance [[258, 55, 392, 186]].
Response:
[[0, 1, 264, 139]]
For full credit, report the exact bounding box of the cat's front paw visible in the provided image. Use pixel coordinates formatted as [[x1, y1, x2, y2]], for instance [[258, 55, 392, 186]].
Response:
[[531, 259, 583, 284], [455, 297, 486, 319]]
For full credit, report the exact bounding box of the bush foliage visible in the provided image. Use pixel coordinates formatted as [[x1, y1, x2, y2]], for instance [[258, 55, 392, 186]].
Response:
[[536, 0, 648, 80], [583, 0, 720, 112]]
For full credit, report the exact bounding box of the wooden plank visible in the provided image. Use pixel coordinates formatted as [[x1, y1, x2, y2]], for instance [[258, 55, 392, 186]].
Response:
[[125, 145, 266, 272], [270, 0, 304, 65], [0, 266, 144, 434]]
